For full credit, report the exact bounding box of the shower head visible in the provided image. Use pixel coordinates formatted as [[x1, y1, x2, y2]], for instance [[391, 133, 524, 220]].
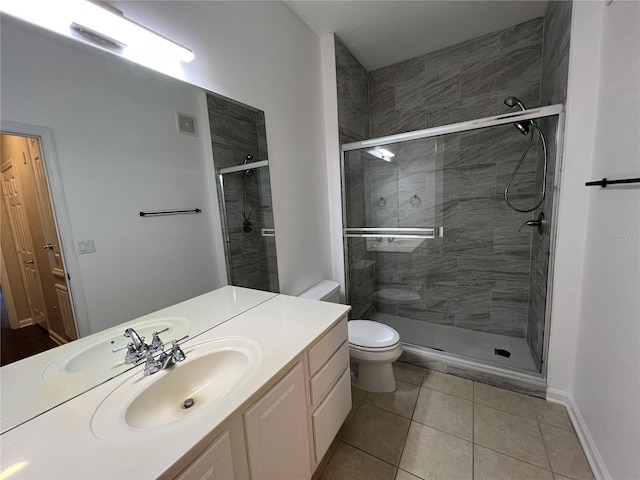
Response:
[[503, 96, 531, 135]]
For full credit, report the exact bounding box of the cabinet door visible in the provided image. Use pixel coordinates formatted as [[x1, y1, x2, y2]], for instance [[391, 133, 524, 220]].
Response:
[[176, 430, 234, 480], [244, 363, 311, 479]]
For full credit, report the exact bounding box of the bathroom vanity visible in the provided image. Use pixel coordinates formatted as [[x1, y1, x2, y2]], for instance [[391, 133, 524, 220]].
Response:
[[0, 289, 351, 479]]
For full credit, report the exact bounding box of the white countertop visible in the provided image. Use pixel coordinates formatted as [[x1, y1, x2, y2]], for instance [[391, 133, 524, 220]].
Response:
[[0, 293, 350, 479], [0, 286, 276, 434]]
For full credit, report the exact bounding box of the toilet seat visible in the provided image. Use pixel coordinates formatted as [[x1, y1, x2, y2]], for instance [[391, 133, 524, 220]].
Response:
[[348, 320, 401, 351]]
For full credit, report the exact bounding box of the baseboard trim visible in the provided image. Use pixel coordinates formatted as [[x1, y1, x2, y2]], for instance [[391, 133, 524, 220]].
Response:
[[546, 387, 611, 480], [48, 330, 67, 347], [17, 317, 34, 328]]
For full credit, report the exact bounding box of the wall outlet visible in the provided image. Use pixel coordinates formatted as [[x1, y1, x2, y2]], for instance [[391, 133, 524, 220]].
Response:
[[77, 239, 96, 254]]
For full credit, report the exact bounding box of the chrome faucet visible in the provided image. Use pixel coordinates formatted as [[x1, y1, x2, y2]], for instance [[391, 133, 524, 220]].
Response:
[[143, 336, 189, 375], [116, 327, 169, 364]]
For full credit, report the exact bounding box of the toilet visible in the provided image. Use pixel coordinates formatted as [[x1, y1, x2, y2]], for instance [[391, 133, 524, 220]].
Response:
[[298, 280, 403, 393]]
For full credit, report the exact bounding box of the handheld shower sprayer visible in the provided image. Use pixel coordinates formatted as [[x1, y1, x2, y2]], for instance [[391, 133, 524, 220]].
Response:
[[502, 96, 548, 214], [504, 96, 532, 135]]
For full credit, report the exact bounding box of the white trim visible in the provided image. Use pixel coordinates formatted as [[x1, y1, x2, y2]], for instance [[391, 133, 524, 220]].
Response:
[[18, 317, 34, 328], [48, 329, 66, 347], [1, 121, 89, 338], [342, 104, 565, 152], [546, 388, 612, 480]]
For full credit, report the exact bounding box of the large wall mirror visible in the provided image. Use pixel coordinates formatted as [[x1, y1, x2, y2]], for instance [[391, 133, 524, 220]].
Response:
[[0, 15, 279, 432]]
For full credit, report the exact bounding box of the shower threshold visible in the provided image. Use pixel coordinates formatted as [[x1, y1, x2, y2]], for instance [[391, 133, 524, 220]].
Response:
[[373, 312, 538, 372]]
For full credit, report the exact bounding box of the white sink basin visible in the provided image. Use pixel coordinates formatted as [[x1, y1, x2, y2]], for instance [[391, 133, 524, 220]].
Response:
[[91, 337, 261, 442], [42, 317, 190, 383]]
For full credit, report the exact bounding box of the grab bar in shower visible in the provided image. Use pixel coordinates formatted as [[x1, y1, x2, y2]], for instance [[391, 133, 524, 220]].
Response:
[[261, 228, 275, 237], [585, 177, 640, 188], [344, 227, 444, 239]]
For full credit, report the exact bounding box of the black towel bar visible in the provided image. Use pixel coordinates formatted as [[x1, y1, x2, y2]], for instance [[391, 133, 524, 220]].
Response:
[[139, 208, 202, 217], [585, 177, 640, 188]]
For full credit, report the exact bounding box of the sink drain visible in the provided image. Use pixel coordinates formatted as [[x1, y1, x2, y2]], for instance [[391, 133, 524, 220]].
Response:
[[182, 398, 196, 409]]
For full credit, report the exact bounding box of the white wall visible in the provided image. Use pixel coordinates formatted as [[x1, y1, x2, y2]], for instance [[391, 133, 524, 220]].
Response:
[[112, 1, 333, 296], [1, 22, 225, 335], [548, 2, 640, 478]]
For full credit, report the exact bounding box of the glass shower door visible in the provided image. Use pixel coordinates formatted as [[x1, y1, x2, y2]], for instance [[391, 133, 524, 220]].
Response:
[[343, 136, 446, 350]]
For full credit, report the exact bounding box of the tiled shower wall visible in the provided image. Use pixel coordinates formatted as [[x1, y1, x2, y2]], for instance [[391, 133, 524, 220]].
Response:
[[338, 11, 570, 355], [207, 94, 278, 292], [527, 1, 573, 368]]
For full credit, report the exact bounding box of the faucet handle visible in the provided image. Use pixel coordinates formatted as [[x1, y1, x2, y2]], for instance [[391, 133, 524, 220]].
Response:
[[170, 335, 189, 362], [143, 353, 160, 375]]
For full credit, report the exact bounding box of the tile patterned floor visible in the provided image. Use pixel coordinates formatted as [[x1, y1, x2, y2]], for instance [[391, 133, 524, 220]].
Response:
[[314, 362, 594, 480]]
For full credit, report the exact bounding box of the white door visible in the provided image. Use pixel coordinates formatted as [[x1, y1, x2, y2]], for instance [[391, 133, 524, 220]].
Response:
[[25, 137, 77, 340], [1, 158, 48, 330]]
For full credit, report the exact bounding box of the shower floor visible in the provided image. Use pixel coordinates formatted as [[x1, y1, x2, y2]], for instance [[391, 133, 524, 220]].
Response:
[[373, 312, 538, 372]]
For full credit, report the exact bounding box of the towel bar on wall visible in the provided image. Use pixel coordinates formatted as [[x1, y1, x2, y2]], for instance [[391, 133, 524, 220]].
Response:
[[585, 177, 640, 187], [139, 208, 202, 217]]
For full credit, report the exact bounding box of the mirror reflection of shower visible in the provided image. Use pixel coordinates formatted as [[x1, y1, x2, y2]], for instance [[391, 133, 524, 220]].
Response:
[[503, 96, 548, 213], [208, 91, 279, 293]]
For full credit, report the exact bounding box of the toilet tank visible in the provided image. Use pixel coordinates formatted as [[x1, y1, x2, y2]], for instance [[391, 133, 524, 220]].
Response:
[[298, 280, 341, 303]]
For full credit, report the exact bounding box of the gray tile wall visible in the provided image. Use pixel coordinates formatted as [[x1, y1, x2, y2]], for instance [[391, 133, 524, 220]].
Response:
[[336, 36, 370, 145], [207, 93, 279, 292], [366, 18, 544, 339], [336, 35, 376, 316], [338, 14, 569, 359], [527, 1, 572, 369]]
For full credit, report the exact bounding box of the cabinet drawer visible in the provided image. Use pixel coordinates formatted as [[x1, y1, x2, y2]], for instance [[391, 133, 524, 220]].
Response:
[[312, 368, 351, 463], [310, 341, 349, 407], [308, 317, 348, 376]]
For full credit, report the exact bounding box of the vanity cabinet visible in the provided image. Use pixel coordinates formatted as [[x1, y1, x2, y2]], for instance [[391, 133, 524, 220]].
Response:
[[175, 431, 234, 480], [174, 316, 350, 480], [244, 362, 311, 479], [306, 318, 351, 466]]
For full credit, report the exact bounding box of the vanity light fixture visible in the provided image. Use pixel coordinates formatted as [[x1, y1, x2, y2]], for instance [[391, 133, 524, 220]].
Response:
[[0, 0, 194, 63], [367, 147, 396, 162]]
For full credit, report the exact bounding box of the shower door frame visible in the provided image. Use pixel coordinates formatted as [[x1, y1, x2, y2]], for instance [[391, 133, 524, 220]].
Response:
[[340, 104, 565, 383], [217, 160, 276, 290]]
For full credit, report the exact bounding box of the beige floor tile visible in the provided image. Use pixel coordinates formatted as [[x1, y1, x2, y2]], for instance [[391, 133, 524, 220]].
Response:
[[400, 421, 473, 480], [413, 387, 473, 440], [364, 380, 420, 418], [342, 402, 410, 465], [421, 369, 473, 401], [319, 442, 397, 480], [395, 469, 422, 480], [530, 398, 574, 431], [393, 362, 426, 385], [313, 432, 343, 480], [540, 424, 594, 480], [554, 475, 574, 480], [474, 382, 537, 419], [474, 445, 554, 480], [474, 404, 550, 469], [352, 386, 367, 407]]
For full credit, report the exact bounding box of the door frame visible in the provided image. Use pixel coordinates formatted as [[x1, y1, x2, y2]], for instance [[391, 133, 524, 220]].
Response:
[[1, 120, 89, 338]]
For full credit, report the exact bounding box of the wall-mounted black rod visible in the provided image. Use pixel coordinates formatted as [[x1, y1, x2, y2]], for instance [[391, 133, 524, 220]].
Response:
[[585, 177, 640, 188], [139, 208, 202, 217]]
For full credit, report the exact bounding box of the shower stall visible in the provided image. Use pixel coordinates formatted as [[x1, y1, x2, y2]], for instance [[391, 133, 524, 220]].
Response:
[[342, 104, 564, 379]]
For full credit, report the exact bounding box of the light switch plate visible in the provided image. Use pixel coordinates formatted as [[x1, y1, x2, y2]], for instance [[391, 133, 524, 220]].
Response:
[[77, 239, 96, 254]]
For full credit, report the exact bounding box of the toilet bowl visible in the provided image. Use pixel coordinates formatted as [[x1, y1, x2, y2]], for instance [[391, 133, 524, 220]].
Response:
[[348, 320, 403, 393], [298, 281, 402, 393]]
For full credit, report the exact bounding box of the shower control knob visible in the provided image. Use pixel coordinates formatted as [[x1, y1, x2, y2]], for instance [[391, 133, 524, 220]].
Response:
[[518, 212, 545, 234]]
